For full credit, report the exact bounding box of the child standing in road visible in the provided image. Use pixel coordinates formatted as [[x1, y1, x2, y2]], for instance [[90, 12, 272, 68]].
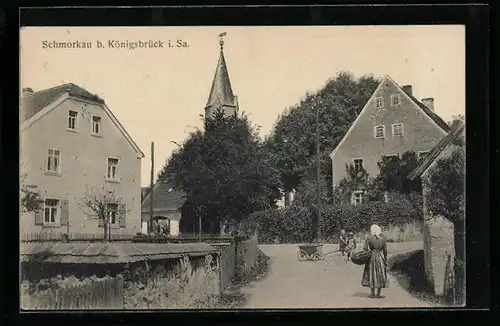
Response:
[[339, 229, 348, 256], [345, 232, 356, 262]]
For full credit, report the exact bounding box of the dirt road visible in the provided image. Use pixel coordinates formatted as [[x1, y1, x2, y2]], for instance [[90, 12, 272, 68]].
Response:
[[238, 242, 433, 309]]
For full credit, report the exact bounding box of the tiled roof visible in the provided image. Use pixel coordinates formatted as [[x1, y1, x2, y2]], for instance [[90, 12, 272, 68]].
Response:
[[20, 242, 216, 264], [141, 181, 187, 215], [408, 119, 465, 180], [20, 83, 104, 122], [406, 93, 451, 133]]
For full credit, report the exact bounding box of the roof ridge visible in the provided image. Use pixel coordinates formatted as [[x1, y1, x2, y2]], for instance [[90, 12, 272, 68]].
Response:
[[25, 83, 73, 97], [390, 77, 451, 132]]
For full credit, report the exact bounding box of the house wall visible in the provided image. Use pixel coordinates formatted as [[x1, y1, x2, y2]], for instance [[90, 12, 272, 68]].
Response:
[[331, 78, 447, 186], [140, 210, 181, 236], [20, 97, 142, 237]]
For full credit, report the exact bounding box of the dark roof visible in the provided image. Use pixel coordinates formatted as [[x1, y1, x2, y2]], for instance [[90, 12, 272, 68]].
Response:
[[205, 48, 237, 110], [408, 119, 465, 180], [20, 242, 216, 264], [141, 187, 150, 199], [406, 92, 451, 133], [20, 83, 105, 122], [141, 181, 187, 215]]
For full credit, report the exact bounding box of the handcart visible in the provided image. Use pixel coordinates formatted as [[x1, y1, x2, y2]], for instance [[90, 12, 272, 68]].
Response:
[[297, 243, 324, 261]]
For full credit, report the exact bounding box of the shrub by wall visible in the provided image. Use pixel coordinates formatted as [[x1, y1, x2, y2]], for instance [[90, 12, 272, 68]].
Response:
[[249, 206, 314, 244], [122, 254, 220, 309], [235, 235, 259, 278]]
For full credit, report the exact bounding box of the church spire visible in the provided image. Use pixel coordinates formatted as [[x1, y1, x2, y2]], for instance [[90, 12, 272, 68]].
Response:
[[205, 32, 238, 120]]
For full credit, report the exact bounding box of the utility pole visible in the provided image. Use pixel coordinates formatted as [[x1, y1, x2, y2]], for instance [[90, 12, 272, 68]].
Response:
[[316, 97, 322, 241], [149, 141, 154, 234]]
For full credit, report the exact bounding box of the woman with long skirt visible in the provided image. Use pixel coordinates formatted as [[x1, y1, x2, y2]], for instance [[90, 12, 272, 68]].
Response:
[[361, 224, 388, 298]]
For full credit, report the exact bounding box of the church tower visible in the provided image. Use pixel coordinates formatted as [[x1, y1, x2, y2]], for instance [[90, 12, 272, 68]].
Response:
[[204, 32, 239, 121]]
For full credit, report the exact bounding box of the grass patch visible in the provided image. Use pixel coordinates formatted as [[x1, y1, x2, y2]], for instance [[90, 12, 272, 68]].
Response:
[[388, 249, 443, 306]]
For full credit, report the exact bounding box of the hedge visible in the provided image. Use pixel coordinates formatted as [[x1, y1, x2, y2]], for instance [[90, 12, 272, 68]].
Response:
[[246, 206, 315, 244], [249, 192, 422, 244]]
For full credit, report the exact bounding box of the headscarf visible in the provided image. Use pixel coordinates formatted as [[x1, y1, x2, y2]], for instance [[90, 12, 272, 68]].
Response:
[[370, 224, 382, 238]]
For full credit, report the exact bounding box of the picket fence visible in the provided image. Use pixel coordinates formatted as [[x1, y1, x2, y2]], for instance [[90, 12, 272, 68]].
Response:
[[23, 275, 124, 310]]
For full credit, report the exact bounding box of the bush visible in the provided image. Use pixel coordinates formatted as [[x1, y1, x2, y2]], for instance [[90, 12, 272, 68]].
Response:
[[249, 206, 314, 244], [248, 192, 422, 244], [321, 192, 421, 241]]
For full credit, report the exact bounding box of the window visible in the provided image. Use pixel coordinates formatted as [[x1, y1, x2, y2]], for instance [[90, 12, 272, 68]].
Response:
[[107, 203, 119, 225], [392, 123, 404, 136], [44, 198, 60, 224], [68, 110, 78, 131], [352, 158, 364, 172], [107, 157, 119, 181], [46, 149, 61, 173], [375, 97, 384, 109], [418, 151, 430, 160], [391, 94, 401, 106], [91, 116, 101, 136], [351, 191, 364, 206], [374, 125, 385, 139]]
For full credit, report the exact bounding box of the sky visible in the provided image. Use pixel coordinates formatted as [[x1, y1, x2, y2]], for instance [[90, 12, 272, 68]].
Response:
[[20, 25, 465, 187]]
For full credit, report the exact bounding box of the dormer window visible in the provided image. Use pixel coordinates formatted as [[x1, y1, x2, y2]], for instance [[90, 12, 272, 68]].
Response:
[[91, 115, 102, 136], [391, 94, 401, 106], [68, 110, 78, 131], [375, 97, 384, 109]]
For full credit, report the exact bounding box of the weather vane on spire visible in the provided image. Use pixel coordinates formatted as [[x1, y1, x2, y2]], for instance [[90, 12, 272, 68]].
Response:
[[218, 32, 227, 50]]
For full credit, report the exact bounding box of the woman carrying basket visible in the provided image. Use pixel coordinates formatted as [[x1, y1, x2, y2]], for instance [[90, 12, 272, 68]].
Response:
[[361, 224, 388, 298]]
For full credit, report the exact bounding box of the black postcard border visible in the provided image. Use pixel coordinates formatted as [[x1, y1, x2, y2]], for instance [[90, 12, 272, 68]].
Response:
[[3, 4, 493, 324]]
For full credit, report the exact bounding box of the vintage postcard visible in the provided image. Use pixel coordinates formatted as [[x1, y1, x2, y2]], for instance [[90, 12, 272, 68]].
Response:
[[20, 24, 465, 310]]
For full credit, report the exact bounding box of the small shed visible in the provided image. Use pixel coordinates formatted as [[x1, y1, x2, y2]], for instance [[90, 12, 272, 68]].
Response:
[[408, 119, 465, 298], [141, 182, 187, 236]]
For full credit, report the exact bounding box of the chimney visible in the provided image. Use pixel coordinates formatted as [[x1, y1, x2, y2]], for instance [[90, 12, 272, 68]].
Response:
[[22, 87, 34, 96], [421, 97, 435, 112], [402, 85, 413, 96]]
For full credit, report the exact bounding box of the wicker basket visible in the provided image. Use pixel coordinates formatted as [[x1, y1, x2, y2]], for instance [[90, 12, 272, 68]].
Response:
[[351, 250, 371, 265]]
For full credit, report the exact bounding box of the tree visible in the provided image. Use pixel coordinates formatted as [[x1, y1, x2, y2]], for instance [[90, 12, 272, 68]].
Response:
[[365, 151, 423, 219], [371, 151, 422, 195], [266, 71, 380, 195], [20, 164, 41, 214], [158, 110, 282, 233], [337, 163, 371, 204], [79, 185, 132, 240]]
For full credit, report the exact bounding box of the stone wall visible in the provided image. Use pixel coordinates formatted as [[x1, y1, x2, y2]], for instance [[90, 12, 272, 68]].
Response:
[[422, 215, 455, 297], [235, 235, 259, 278], [122, 254, 220, 309], [212, 243, 236, 291]]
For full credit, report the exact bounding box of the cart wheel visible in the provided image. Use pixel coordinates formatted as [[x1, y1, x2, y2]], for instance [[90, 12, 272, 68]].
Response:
[[312, 252, 322, 261], [297, 250, 307, 261]]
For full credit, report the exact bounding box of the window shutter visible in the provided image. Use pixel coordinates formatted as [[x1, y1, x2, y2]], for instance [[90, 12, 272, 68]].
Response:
[[34, 200, 44, 225], [60, 200, 69, 225], [119, 204, 126, 228]]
